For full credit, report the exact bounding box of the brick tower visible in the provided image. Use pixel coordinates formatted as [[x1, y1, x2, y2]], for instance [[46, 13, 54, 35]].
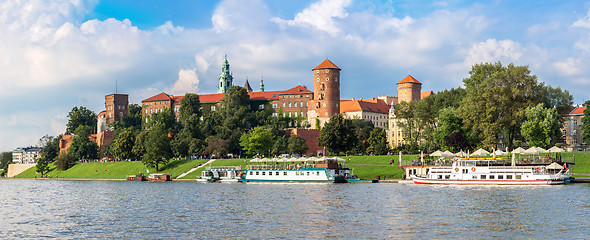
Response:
[[308, 59, 341, 128], [396, 75, 422, 103], [105, 94, 129, 125]]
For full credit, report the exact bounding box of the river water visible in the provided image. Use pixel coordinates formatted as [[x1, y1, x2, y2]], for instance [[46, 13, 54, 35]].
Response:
[[1, 180, 589, 239]]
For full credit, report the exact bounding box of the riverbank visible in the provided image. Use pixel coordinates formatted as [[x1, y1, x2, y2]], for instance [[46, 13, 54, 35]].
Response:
[[11, 152, 590, 180]]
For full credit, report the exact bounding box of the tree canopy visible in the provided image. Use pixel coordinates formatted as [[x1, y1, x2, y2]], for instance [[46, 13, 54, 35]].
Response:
[[318, 114, 357, 155], [582, 100, 590, 145], [521, 103, 561, 148], [66, 106, 97, 134]]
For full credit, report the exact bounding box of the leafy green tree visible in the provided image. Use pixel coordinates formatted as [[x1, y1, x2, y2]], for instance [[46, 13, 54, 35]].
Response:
[[521, 103, 561, 148], [445, 131, 470, 151], [240, 126, 273, 156], [68, 135, 98, 160], [39, 135, 61, 162], [350, 119, 374, 154], [111, 130, 136, 160], [0, 152, 12, 170], [217, 86, 251, 153], [74, 125, 93, 139], [581, 100, 590, 145], [288, 135, 309, 156], [66, 106, 97, 134], [145, 107, 177, 132], [271, 136, 288, 156], [36, 156, 51, 176], [434, 107, 463, 150], [542, 85, 573, 115], [179, 93, 202, 123], [395, 101, 422, 149], [110, 104, 142, 133], [142, 123, 172, 171], [366, 128, 388, 155], [459, 62, 544, 150], [203, 136, 230, 157], [318, 115, 357, 155], [55, 151, 76, 171]]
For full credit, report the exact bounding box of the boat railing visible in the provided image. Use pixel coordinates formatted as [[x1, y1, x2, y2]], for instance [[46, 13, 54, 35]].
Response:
[[247, 164, 310, 170], [206, 166, 241, 171]]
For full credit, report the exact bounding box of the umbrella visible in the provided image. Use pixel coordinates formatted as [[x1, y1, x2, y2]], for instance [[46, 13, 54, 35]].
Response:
[[524, 147, 539, 155], [547, 146, 565, 153], [441, 150, 455, 158], [429, 150, 443, 157], [511, 147, 526, 154], [534, 147, 547, 153], [455, 150, 468, 157], [250, 158, 260, 163], [493, 149, 506, 156], [546, 162, 564, 170], [471, 148, 490, 157], [334, 157, 346, 162]]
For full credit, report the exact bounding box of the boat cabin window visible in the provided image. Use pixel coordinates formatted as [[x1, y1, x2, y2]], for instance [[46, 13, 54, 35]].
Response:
[[307, 172, 310, 176], [462, 169, 468, 174], [506, 175, 513, 180], [498, 175, 504, 180], [250, 171, 253, 175], [515, 175, 521, 180], [489, 175, 495, 179], [276, 172, 279, 175], [472, 175, 478, 179], [283, 172, 287, 176], [481, 175, 486, 179], [269, 172, 272, 176], [256, 171, 259, 175], [317, 171, 320, 175], [262, 172, 265, 175], [445, 175, 450, 179], [437, 175, 442, 179]]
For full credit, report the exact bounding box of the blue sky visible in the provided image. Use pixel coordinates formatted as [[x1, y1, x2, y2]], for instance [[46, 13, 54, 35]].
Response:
[[1, 0, 590, 151]]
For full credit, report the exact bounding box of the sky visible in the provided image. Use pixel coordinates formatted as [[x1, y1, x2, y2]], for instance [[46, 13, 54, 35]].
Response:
[[1, 0, 590, 152]]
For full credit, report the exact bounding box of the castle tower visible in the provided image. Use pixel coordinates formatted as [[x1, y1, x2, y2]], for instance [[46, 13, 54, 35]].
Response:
[[308, 59, 341, 127], [397, 75, 422, 103], [217, 55, 233, 93], [105, 94, 129, 124], [259, 75, 265, 92]]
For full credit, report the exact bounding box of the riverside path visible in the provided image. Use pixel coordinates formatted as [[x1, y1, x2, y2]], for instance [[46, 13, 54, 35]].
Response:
[[175, 159, 216, 179]]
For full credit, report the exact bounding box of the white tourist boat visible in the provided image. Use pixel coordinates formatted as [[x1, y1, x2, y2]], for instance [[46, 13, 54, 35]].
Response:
[[241, 158, 374, 183], [197, 166, 243, 183], [412, 158, 571, 185]]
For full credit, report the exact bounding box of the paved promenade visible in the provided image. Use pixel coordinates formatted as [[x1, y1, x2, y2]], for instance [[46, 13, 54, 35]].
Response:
[[175, 159, 216, 179]]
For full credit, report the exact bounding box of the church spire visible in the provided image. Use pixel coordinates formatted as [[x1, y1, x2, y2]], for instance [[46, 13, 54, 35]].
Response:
[[244, 77, 253, 92], [217, 55, 233, 93], [259, 74, 265, 92]]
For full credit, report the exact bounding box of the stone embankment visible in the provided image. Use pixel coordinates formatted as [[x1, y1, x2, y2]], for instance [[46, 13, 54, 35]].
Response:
[[7, 164, 36, 177]]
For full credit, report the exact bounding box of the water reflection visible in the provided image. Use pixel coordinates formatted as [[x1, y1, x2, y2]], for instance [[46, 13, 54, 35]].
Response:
[[1, 180, 589, 239]]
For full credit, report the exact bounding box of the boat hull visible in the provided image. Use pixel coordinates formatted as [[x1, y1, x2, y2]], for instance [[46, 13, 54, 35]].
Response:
[[412, 177, 564, 185]]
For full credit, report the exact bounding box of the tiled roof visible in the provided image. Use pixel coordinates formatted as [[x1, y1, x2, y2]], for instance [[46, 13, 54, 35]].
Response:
[[143, 92, 173, 102], [421, 90, 434, 99], [143, 85, 313, 104], [397, 75, 421, 84], [569, 106, 587, 115], [340, 98, 389, 114], [313, 59, 341, 70]]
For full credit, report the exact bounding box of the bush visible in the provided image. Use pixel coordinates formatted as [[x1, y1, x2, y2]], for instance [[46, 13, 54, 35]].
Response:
[[55, 152, 76, 171]]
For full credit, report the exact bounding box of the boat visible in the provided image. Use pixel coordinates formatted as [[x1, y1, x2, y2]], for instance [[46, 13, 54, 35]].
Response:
[[240, 158, 376, 183], [411, 158, 571, 185], [197, 166, 243, 183], [147, 173, 171, 182], [126, 173, 146, 181]]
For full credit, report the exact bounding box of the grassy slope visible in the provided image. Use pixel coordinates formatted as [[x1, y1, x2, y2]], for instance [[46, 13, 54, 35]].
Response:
[[15, 152, 590, 180], [16, 159, 209, 179]]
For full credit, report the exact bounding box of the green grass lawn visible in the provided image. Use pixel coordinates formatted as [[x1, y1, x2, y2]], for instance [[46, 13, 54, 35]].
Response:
[[15, 152, 590, 180]]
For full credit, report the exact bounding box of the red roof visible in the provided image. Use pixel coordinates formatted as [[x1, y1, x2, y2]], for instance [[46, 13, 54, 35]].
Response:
[[397, 75, 421, 84], [313, 59, 340, 70], [143, 92, 173, 102], [340, 98, 389, 114], [143, 85, 313, 104], [569, 106, 587, 115], [421, 90, 434, 99]]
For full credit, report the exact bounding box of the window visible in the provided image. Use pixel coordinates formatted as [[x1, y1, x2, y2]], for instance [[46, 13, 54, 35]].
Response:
[[472, 175, 478, 179], [256, 171, 259, 175], [211, 106, 216, 111], [145, 109, 148, 114], [326, 77, 329, 81], [289, 102, 292, 108], [294, 112, 298, 117], [283, 172, 287, 175], [250, 172, 253, 175], [272, 112, 278, 117], [498, 175, 504, 179], [119, 112, 123, 117], [563, 130, 567, 136], [506, 175, 513, 179], [283, 102, 286, 108], [289, 112, 292, 117], [276, 172, 279, 175], [300, 112, 303, 117], [573, 130, 577, 136], [294, 102, 298, 107], [268, 172, 272, 176], [489, 175, 495, 179], [445, 175, 450, 179], [574, 139, 578, 144], [262, 172, 265, 175], [259, 104, 264, 110], [317, 171, 320, 175], [481, 175, 487, 179], [283, 112, 286, 117], [516, 175, 522, 180], [307, 172, 310, 176], [462, 169, 468, 174]]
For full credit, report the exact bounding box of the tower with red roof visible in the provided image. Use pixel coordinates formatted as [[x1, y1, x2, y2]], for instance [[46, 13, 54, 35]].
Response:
[[307, 58, 341, 128], [397, 75, 422, 102]]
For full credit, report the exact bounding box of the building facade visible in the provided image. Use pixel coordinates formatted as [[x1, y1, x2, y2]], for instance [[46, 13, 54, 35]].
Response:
[[340, 98, 389, 129], [12, 147, 42, 164], [562, 106, 587, 151]]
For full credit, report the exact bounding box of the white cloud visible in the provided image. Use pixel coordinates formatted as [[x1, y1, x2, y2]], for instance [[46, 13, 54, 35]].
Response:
[[272, 0, 352, 36], [572, 9, 590, 29], [167, 69, 200, 95], [553, 58, 583, 76], [463, 39, 524, 67]]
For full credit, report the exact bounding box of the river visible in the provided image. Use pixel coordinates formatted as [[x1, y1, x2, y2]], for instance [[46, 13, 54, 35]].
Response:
[[1, 180, 589, 239]]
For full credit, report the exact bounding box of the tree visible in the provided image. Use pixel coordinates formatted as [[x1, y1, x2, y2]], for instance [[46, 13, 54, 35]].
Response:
[[142, 123, 172, 171], [395, 101, 422, 149], [542, 85, 573, 115], [288, 135, 309, 156], [36, 156, 51, 176], [179, 93, 202, 123], [66, 106, 97, 134], [318, 115, 357, 155], [203, 137, 230, 157], [350, 119, 374, 154], [581, 100, 590, 145], [110, 104, 142, 133], [68, 135, 98, 160], [0, 152, 12, 170], [445, 131, 470, 151], [55, 151, 76, 171], [434, 107, 464, 150], [271, 135, 288, 156], [39, 135, 61, 162], [111, 130, 136, 160], [240, 126, 273, 156], [366, 128, 388, 155], [521, 103, 561, 148], [459, 62, 544, 150], [217, 86, 251, 153]]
